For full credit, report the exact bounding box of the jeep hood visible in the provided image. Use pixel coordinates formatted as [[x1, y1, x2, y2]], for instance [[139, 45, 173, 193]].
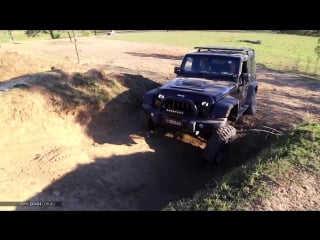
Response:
[[160, 77, 236, 101]]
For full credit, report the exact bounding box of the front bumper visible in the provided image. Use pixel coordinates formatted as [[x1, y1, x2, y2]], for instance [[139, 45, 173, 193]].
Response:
[[142, 103, 227, 134]]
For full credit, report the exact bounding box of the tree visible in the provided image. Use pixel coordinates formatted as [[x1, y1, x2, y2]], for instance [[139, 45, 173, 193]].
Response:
[[8, 30, 14, 43], [72, 31, 80, 64], [315, 38, 320, 59], [275, 30, 320, 36], [67, 31, 73, 42], [25, 30, 58, 39]]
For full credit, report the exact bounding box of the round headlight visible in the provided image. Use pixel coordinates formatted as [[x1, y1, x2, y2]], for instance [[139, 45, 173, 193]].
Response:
[[201, 101, 209, 107], [158, 94, 165, 100]]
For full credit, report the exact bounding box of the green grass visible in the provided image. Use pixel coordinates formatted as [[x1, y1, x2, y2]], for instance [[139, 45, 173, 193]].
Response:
[[31, 71, 111, 110], [163, 121, 320, 211], [105, 30, 320, 77], [72, 73, 110, 102]]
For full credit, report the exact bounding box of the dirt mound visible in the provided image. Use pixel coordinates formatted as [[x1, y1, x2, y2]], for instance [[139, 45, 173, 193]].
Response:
[[0, 88, 91, 209]]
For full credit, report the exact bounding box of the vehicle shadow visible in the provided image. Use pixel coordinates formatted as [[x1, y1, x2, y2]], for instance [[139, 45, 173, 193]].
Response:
[[14, 125, 272, 211], [15, 142, 210, 211], [84, 72, 161, 145]]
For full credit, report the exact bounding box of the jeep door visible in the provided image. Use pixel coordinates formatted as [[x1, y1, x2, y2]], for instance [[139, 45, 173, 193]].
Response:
[[231, 60, 249, 106]]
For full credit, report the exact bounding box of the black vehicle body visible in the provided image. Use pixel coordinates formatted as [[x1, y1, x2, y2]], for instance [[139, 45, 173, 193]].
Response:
[[142, 46, 258, 163]]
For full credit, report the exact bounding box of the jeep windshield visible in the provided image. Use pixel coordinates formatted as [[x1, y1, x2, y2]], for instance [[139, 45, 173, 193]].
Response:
[[180, 54, 241, 80]]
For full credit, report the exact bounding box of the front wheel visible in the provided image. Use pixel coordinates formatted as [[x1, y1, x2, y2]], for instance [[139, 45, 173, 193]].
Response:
[[203, 125, 236, 164], [246, 90, 257, 115], [140, 110, 155, 130]]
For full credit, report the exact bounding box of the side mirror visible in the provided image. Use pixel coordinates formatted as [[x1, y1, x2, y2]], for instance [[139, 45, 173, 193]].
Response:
[[174, 67, 181, 75], [242, 73, 251, 82]]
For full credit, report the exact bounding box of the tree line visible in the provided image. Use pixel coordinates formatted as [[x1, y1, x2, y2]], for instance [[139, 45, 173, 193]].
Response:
[[274, 30, 320, 36], [24, 30, 108, 39]]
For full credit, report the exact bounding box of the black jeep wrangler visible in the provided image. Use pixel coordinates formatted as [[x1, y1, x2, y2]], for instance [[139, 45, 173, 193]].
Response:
[[141, 46, 258, 163]]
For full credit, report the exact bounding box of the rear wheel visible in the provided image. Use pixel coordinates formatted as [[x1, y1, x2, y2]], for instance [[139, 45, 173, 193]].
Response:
[[246, 90, 257, 115], [203, 125, 236, 164]]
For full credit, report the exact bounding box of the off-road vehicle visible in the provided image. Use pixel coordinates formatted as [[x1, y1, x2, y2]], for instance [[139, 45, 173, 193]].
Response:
[[141, 46, 258, 163]]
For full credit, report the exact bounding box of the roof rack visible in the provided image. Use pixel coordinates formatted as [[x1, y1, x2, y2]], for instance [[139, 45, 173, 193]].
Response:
[[194, 46, 254, 54]]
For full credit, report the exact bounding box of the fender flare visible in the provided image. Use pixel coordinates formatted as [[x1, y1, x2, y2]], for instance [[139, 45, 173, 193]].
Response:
[[142, 88, 159, 105], [212, 96, 239, 118]]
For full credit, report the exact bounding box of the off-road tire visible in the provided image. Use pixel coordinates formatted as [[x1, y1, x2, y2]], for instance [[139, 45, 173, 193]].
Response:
[[140, 110, 155, 130], [246, 90, 257, 115], [203, 125, 237, 164]]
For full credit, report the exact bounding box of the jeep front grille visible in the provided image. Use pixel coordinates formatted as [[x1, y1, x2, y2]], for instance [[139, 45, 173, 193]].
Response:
[[160, 99, 195, 117]]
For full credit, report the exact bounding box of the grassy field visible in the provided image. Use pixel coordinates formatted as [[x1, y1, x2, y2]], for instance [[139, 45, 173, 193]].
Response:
[[104, 30, 319, 77], [164, 121, 320, 211], [1, 30, 318, 76]]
